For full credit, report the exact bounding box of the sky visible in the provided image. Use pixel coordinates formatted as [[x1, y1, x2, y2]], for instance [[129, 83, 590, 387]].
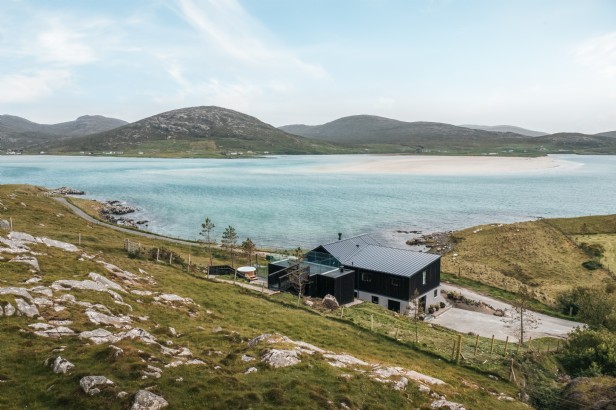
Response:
[[0, 0, 615, 133]]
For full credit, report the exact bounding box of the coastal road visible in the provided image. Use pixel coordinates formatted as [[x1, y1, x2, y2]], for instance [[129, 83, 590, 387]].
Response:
[[428, 283, 584, 342], [53, 197, 198, 246]]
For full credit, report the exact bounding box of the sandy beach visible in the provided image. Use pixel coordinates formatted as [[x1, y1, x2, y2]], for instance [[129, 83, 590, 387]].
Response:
[[313, 155, 574, 175]]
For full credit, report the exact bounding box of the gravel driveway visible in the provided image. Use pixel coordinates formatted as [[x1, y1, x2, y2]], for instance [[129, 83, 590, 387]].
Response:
[[428, 283, 584, 342]]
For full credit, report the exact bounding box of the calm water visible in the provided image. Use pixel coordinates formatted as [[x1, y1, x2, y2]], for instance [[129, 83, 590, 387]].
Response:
[[0, 155, 615, 248]]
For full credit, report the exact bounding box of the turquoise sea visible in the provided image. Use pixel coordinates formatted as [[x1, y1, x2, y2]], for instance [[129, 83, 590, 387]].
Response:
[[0, 155, 615, 248]]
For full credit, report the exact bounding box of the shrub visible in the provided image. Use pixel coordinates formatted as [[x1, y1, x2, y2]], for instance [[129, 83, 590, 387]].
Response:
[[439, 301, 446, 309], [582, 260, 603, 270], [560, 328, 616, 377]]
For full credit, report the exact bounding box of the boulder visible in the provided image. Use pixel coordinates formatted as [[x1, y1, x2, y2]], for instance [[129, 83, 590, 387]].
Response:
[[430, 399, 466, 410], [29, 286, 53, 298], [109, 345, 124, 358], [0, 287, 33, 300], [80, 375, 114, 396], [51, 356, 74, 374], [15, 298, 39, 318], [0, 219, 10, 231], [393, 377, 409, 391], [34, 326, 75, 338], [79, 329, 117, 344], [88, 272, 125, 292], [322, 294, 340, 310], [154, 294, 193, 305], [8, 232, 36, 244], [4, 302, 16, 316], [131, 390, 168, 410], [37, 237, 79, 252], [261, 349, 301, 368], [141, 365, 162, 379], [245, 367, 258, 374], [9, 255, 40, 271]]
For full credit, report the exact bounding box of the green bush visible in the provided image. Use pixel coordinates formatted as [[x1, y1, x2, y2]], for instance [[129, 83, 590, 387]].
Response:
[[582, 260, 603, 270], [560, 328, 616, 377]]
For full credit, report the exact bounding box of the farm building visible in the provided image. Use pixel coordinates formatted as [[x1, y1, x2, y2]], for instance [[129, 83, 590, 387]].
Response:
[[268, 234, 441, 313]]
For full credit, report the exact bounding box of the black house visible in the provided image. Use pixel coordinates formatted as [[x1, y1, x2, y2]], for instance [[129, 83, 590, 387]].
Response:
[[268, 234, 441, 312]]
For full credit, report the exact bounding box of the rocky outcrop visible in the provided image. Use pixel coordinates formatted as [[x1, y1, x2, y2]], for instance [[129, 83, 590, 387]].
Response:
[[85, 309, 132, 328], [3, 302, 16, 316], [9, 255, 40, 271], [430, 399, 466, 409], [15, 298, 39, 318], [80, 375, 114, 395], [51, 356, 74, 374], [0, 287, 33, 301], [0, 219, 10, 231], [154, 294, 193, 305], [261, 349, 301, 368], [131, 390, 168, 410], [322, 294, 340, 310], [50, 187, 85, 195]]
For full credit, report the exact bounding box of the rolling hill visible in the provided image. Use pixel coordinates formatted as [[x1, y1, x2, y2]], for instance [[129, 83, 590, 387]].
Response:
[[0, 115, 127, 151], [459, 124, 547, 137], [42, 106, 343, 156]]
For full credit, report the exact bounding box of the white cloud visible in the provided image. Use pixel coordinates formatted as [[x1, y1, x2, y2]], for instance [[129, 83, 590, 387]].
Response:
[[576, 32, 616, 78], [174, 0, 328, 78], [0, 70, 71, 103], [37, 22, 98, 65]]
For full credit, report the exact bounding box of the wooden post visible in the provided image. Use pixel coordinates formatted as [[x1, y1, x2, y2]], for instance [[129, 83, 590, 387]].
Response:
[[340, 307, 344, 319], [451, 339, 457, 361], [395, 326, 399, 339], [489, 335, 495, 354], [370, 314, 374, 331], [456, 334, 462, 364], [556, 339, 561, 352], [504, 336, 509, 356], [9, 217, 13, 231], [78, 233, 81, 246], [474, 334, 480, 355], [509, 359, 516, 382], [526, 337, 532, 353], [169, 252, 172, 265], [156, 248, 160, 262]]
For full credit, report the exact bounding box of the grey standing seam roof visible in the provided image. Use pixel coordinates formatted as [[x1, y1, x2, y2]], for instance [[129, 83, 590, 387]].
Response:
[[321, 234, 381, 262], [318, 234, 440, 277], [343, 245, 440, 277]]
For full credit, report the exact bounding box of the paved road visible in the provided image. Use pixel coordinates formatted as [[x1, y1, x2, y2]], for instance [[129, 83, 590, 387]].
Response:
[[53, 197, 197, 246], [428, 283, 584, 342]]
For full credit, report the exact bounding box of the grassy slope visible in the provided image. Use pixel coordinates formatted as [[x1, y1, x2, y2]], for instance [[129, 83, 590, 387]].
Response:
[[0, 185, 527, 409], [441, 216, 616, 306]]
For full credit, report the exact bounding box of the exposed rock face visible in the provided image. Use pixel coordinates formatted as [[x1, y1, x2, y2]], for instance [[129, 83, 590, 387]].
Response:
[[88, 272, 125, 292], [4, 302, 16, 316], [50, 187, 85, 195], [142, 365, 163, 379], [430, 399, 466, 409], [80, 375, 114, 395], [51, 356, 74, 374], [0, 287, 33, 300], [79, 328, 158, 346], [131, 390, 168, 410], [15, 298, 39, 318], [34, 326, 75, 338], [154, 294, 193, 305], [51, 279, 124, 303], [322, 294, 340, 310]]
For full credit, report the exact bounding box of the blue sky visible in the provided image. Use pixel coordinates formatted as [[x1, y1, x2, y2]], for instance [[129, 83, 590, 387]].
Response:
[[1, 0, 615, 133]]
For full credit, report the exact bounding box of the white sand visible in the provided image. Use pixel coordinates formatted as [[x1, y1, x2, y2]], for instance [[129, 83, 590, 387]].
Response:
[[313, 155, 570, 175]]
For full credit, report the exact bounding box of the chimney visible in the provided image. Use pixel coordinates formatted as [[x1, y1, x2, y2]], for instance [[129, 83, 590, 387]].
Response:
[[338, 232, 342, 240], [339, 265, 344, 272]]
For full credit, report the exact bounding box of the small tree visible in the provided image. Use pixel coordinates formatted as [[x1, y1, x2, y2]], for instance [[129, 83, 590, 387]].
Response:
[[241, 238, 256, 265], [504, 285, 540, 344], [221, 225, 238, 270], [287, 260, 309, 306], [199, 217, 215, 268]]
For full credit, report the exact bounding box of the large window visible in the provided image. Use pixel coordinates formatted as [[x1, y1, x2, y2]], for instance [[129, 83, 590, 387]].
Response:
[[361, 272, 372, 282], [422, 270, 427, 285]]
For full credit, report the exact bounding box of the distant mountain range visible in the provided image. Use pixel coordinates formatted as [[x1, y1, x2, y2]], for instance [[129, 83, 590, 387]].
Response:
[[458, 124, 548, 137], [35, 106, 341, 156], [0, 115, 127, 151], [2, 107, 616, 156]]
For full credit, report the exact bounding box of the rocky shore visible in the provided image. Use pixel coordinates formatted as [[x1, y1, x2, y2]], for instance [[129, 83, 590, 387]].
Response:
[[404, 231, 453, 254], [99, 201, 148, 229], [50, 186, 85, 195]]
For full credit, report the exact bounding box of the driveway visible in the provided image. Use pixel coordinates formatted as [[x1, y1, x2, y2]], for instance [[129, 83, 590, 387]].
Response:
[[428, 283, 584, 342]]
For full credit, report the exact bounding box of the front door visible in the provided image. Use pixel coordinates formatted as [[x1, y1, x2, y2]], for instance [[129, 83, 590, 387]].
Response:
[[387, 299, 400, 313], [418, 296, 426, 313]]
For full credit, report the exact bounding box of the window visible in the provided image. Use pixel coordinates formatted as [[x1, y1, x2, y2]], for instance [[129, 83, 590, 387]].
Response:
[[372, 296, 379, 304], [361, 272, 372, 282], [434, 289, 438, 298], [422, 270, 427, 285], [391, 278, 399, 287]]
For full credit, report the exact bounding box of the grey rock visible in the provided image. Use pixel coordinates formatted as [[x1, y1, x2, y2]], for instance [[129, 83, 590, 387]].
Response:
[[0, 219, 10, 231], [29, 286, 53, 297], [0, 287, 33, 300], [109, 345, 124, 358], [245, 367, 258, 374], [34, 326, 75, 338], [117, 391, 129, 399], [80, 375, 114, 395], [241, 354, 255, 362], [322, 294, 340, 310], [52, 356, 74, 374], [430, 399, 466, 410], [88, 272, 125, 292], [37, 237, 79, 252], [9, 255, 40, 271], [4, 302, 16, 316], [131, 390, 168, 410], [261, 349, 301, 368], [15, 298, 39, 318], [8, 232, 36, 244], [393, 377, 409, 391], [85, 309, 132, 328]]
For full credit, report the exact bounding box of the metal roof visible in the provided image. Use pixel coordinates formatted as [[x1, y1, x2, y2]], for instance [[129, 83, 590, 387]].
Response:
[[321, 234, 382, 263], [316, 234, 440, 277]]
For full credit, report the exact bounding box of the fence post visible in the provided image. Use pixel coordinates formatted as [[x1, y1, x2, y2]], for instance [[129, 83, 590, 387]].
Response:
[[515, 341, 521, 355], [451, 339, 456, 361], [78, 233, 81, 246], [556, 339, 561, 352], [370, 314, 374, 331], [9, 217, 13, 231], [156, 248, 160, 262], [526, 337, 532, 353], [474, 334, 480, 355], [456, 334, 462, 364], [504, 336, 509, 356], [489, 335, 495, 354]]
